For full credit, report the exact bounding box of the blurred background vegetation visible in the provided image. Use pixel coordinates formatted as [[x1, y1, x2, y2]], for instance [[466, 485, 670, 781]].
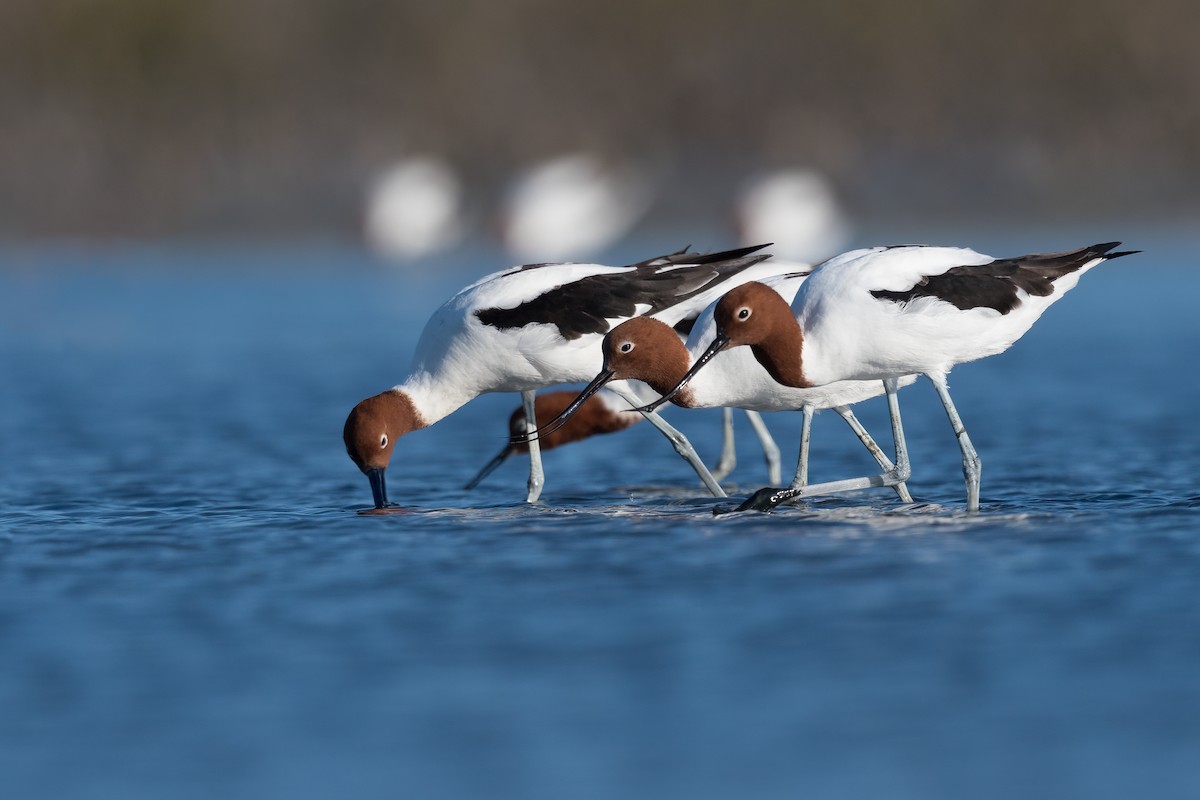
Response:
[[2, 0, 1197, 239]]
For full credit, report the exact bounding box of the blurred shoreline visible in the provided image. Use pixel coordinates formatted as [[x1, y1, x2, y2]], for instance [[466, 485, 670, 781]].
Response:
[[2, 0, 1197, 241]]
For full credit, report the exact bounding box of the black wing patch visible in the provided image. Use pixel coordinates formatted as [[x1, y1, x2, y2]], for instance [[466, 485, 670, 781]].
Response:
[[870, 242, 1136, 314], [475, 244, 772, 340], [673, 316, 698, 337]]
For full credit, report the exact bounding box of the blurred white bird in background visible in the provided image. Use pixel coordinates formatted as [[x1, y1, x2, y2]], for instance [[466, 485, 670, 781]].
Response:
[[364, 156, 465, 261], [500, 153, 654, 262], [735, 168, 851, 263]]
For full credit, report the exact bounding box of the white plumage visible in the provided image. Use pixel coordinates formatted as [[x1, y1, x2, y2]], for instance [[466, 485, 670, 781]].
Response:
[[795, 246, 1110, 385], [651, 242, 1134, 512], [344, 245, 787, 507], [534, 270, 916, 500]]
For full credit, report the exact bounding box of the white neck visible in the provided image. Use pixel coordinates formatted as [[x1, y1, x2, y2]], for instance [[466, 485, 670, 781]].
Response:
[[393, 370, 480, 427]]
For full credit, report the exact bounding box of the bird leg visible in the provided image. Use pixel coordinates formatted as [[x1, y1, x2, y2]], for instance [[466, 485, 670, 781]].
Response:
[[833, 401, 913, 503], [522, 390, 545, 502], [743, 410, 782, 485], [716, 379, 914, 514], [711, 407, 737, 481], [789, 405, 815, 489], [926, 373, 981, 512], [607, 385, 727, 498]]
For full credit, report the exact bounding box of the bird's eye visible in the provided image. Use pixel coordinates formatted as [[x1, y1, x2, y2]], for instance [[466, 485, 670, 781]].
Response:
[[380, 434, 389, 448], [619, 342, 634, 353], [737, 307, 751, 320]]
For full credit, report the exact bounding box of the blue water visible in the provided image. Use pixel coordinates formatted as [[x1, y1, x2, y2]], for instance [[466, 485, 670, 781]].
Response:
[[2, 231, 1199, 799]]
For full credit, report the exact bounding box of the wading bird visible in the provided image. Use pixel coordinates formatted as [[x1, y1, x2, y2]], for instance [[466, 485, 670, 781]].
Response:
[[344, 245, 788, 508], [641, 242, 1135, 512], [467, 387, 784, 491], [528, 271, 917, 503]]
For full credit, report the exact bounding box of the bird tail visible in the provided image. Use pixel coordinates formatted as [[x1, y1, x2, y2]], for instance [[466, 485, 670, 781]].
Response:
[[1016, 241, 1138, 282]]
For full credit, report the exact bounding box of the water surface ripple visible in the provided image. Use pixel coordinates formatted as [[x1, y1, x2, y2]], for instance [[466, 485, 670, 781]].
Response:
[[1, 236, 1198, 799]]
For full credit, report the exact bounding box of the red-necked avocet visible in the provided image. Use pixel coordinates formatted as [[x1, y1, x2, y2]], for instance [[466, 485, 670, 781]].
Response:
[[466, 386, 785, 491], [343, 244, 786, 509], [641, 242, 1137, 513], [526, 270, 917, 503]]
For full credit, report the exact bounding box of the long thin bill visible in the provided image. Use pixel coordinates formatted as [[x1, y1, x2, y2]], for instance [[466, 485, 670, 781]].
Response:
[[635, 334, 730, 413], [520, 370, 614, 443], [367, 467, 389, 509], [464, 446, 514, 490]]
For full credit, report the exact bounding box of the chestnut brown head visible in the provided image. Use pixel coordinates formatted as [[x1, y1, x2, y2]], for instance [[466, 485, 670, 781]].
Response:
[[712, 281, 793, 347], [343, 390, 423, 508], [637, 281, 804, 412], [600, 317, 691, 395]]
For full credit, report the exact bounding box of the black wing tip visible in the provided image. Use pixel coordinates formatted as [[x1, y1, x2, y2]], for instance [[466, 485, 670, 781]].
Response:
[[704, 242, 773, 261], [672, 242, 773, 264], [1025, 241, 1139, 265], [626, 242, 773, 270], [1092, 242, 1139, 260]]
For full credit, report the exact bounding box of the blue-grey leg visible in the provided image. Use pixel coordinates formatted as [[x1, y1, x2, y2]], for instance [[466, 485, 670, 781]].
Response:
[[743, 410, 782, 485], [607, 385, 727, 498], [711, 407, 737, 481], [788, 405, 815, 489], [926, 373, 981, 512], [522, 390, 544, 502], [883, 377, 914, 501], [834, 398, 913, 503], [719, 380, 913, 513], [883, 379, 907, 491]]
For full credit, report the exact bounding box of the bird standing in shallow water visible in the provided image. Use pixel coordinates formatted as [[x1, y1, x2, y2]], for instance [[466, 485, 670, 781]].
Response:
[[343, 245, 784, 509], [467, 387, 785, 491], [642, 242, 1136, 513], [528, 271, 917, 503]]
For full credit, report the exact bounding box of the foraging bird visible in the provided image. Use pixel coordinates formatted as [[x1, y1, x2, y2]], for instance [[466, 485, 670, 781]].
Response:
[[642, 242, 1136, 512], [343, 244, 784, 509], [529, 270, 916, 502], [465, 389, 643, 491], [466, 387, 784, 491]]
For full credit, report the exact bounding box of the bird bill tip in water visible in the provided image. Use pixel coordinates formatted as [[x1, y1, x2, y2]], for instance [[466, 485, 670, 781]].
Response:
[[366, 467, 402, 510]]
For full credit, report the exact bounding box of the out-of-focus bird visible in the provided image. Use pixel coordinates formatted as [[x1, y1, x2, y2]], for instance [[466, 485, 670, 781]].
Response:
[[735, 169, 851, 263], [500, 153, 653, 262], [364, 157, 464, 260]]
